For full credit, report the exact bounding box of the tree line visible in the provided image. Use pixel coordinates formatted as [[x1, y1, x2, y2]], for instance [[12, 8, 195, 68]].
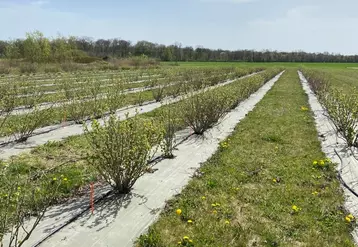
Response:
[[1, 31, 358, 63]]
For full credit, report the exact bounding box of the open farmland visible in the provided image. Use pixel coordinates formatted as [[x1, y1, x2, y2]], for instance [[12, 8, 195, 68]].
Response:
[[1, 63, 358, 247]]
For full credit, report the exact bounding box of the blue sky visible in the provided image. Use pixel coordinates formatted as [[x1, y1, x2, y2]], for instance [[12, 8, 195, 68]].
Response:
[[0, 0, 357, 54]]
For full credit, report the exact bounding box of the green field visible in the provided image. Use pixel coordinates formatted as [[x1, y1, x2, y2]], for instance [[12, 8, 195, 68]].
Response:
[[1, 63, 358, 246], [162, 61, 358, 69]]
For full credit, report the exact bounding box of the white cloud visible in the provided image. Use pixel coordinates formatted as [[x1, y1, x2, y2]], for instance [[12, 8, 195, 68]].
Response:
[[246, 5, 358, 54], [30, 0, 49, 6]]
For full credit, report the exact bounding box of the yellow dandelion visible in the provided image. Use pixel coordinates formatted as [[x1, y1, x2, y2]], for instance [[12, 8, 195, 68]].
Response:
[[313, 161, 318, 165], [187, 219, 193, 223], [273, 178, 277, 183], [53, 177, 57, 181], [312, 191, 319, 196], [176, 209, 182, 215], [346, 216, 352, 223], [189, 240, 193, 243], [301, 106, 308, 111], [183, 236, 189, 241], [225, 220, 230, 224], [319, 160, 325, 166], [63, 177, 68, 181], [201, 196, 206, 200], [348, 214, 355, 220], [292, 205, 300, 212]]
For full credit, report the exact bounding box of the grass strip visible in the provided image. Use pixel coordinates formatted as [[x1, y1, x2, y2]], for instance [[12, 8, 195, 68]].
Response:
[[136, 69, 354, 247]]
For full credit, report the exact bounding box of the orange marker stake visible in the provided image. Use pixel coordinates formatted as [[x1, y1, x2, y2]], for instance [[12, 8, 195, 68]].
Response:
[[90, 183, 94, 214], [62, 110, 67, 127]]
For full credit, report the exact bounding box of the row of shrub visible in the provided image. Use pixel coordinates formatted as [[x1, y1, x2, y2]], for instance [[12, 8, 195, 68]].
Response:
[[0, 67, 262, 142], [302, 69, 358, 147]]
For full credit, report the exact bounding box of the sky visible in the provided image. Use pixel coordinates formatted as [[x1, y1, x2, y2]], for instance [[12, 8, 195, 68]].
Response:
[[0, 0, 357, 55]]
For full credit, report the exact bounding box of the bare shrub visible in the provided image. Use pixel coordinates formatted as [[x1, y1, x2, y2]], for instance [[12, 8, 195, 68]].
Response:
[[323, 89, 358, 147], [0, 163, 62, 247], [11, 107, 54, 142], [105, 78, 125, 114], [0, 84, 17, 130], [84, 114, 164, 193], [19, 63, 38, 75], [159, 105, 179, 158], [179, 88, 233, 135]]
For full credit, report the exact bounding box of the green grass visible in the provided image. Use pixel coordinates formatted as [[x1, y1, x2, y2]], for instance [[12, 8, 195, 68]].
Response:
[[137, 69, 354, 247], [162, 61, 358, 69]]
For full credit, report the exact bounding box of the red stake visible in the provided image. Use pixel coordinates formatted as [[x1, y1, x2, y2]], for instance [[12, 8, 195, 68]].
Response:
[[62, 110, 67, 127], [90, 183, 94, 214]]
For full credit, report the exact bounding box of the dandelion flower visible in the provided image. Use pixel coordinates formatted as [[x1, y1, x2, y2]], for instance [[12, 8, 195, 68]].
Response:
[[301, 106, 308, 111], [313, 161, 318, 165], [201, 196, 206, 200], [176, 209, 182, 215], [292, 205, 301, 212], [346, 214, 355, 223], [189, 240, 193, 243], [211, 203, 217, 207], [53, 177, 57, 181], [312, 191, 319, 196], [319, 160, 325, 166], [187, 219, 193, 223], [225, 220, 230, 224], [183, 236, 189, 241], [273, 178, 277, 183], [63, 178, 68, 182]]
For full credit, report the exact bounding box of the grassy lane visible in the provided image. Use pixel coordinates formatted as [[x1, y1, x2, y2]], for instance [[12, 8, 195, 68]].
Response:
[[137, 69, 354, 247]]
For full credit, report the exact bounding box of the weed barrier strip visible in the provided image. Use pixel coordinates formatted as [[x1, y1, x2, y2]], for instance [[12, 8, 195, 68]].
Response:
[[298, 71, 358, 243], [0, 71, 263, 160], [16, 71, 283, 247]]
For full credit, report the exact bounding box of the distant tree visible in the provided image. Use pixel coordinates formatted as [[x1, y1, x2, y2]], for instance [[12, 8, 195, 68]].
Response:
[[163, 47, 173, 61]]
